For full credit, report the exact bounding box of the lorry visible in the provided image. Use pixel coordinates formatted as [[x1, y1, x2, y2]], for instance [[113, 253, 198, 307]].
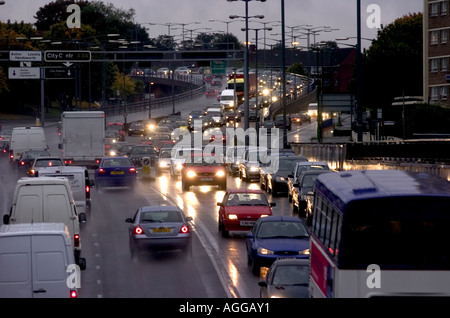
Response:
[[227, 72, 257, 104], [9, 126, 47, 164], [59, 111, 105, 168]]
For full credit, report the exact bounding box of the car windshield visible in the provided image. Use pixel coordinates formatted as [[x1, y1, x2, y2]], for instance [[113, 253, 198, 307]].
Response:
[[102, 158, 133, 167], [301, 174, 320, 188], [131, 147, 156, 155], [272, 264, 310, 286], [295, 165, 328, 178], [139, 210, 183, 223], [159, 149, 172, 158], [226, 193, 268, 206], [256, 221, 309, 239]]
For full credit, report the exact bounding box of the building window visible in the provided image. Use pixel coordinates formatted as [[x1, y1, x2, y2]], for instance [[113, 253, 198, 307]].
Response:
[[442, 29, 448, 44], [431, 87, 439, 100], [431, 30, 439, 45], [431, 58, 439, 72], [441, 86, 448, 100], [442, 1, 448, 15], [431, 2, 439, 17], [441, 57, 448, 71]]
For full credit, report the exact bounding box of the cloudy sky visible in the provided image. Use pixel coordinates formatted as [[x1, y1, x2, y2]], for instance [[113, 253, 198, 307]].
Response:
[[0, 0, 423, 49]]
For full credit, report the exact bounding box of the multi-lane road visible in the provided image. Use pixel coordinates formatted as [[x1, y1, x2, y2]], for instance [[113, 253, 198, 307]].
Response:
[[0, 90, 317, 298]]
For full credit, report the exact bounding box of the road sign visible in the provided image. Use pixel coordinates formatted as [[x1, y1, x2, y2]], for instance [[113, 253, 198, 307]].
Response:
[[44, 67, 75, 79], [44, 50, 91, 62], [9, 51, 42, 62], [8, 67, 41, 79], [211, 60, 226, 75], [319, 94, 355, 112]]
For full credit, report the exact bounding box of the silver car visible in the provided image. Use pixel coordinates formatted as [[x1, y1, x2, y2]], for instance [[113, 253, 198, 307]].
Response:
[[125, 206, 192, 258]]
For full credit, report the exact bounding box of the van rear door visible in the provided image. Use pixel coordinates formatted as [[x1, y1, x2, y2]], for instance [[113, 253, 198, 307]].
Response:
[[31, 234, 71, 298], [0, 235, 33, 297], [13, 185, 43, 223]]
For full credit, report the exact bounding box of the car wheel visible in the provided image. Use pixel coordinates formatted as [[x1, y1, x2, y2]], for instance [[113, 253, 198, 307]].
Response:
[[219, 182, 227, 190], [272, 184, 278, 196], [251, 257, 260, 276], [129, 239, 136, 259], [182, 181, 190, 191], [260, 178, 266, 190], [219, 220, 229, 238], [288, 192, 292, 202], [292, 201, 299, 214]]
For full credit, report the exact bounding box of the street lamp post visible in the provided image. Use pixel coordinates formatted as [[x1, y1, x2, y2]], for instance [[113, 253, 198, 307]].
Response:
[[228, 0, 266, 141]]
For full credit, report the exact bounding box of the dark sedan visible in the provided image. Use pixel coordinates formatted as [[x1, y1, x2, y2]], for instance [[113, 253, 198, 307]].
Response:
[[94, 157, 137, 189], [128, 145, 158, 167], [258, 258, 310, 298], [262, 156, 308, 196]]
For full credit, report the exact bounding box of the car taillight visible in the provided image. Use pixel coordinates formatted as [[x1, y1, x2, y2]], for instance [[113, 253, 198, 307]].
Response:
[[70, 290, 78, 298], [95, 158, 101, 164], [180, 225, 189, 234], [64, 159, 73, 165], [74, 234, 80, 247], [134, 226, 144, 235], [98, 168, 106, 174], [129, 167, 136, 173], [30, 169, 36, 176], [85, 185, 90, 193], [20, 161, 25, 166]]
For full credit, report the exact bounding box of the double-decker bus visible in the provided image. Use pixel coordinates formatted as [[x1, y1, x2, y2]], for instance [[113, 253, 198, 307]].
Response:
[[309, 169, 450, 297]]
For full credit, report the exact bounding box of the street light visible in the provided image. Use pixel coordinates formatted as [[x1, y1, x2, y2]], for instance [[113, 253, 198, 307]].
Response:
[[228, 0, 267, 139]]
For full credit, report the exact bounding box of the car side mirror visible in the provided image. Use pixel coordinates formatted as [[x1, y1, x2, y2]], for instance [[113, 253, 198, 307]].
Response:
[[258, 281, 268, 287], [125, 218, 133, 223], [79, 213, 86, 223], [3, 214, 9, 225], [288, 174, 294, 178], [77, 257, 86, 271], [186, 216, 193, 222], [217, 202, 223, 207], [246, 232, 254, 239], [270, 202, 276, 207]]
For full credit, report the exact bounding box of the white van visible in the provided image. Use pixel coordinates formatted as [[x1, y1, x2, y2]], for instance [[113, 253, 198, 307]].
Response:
[[0, 223, 85, 298], [10, 127, 47, 163], [3, 177, 86, 262], [34, 166, 92, 214], [220, 89, 236, 110]]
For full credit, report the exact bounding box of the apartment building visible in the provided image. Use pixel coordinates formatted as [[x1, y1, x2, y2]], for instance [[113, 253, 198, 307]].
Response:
[[424, 0, 450, 105]]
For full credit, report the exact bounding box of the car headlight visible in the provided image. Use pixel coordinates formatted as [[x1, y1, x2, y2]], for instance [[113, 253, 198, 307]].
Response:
[[159, 161, 167, 168], [109, 150, 117, 156], [299, 249, 310, 255], [275, 176, 285, 182], [257, 247, 274, 255], [215, 170, 225, 177], [186, 170, 196, 178], [176, 163, 182, 170], [227, 214, 238, 220], [249, 166, 259, 172]]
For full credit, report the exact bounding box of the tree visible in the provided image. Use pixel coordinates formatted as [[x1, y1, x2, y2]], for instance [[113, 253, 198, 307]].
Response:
[[110, 65, 137, 102], [361, 13, 423, 111]]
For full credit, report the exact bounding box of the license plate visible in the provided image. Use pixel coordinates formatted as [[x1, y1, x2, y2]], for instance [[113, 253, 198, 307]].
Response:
[[200, 177, 213, 181], [152, 227, 171, 233], [240, 221, 255, 226], [111, 171, 124, 175]]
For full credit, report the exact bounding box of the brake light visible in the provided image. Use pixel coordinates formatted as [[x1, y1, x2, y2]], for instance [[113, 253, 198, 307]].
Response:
[[129, 167, 136, 173], [64, 159, 73, 165], [70, 290, 78, 298], [134, 226, 144, 235], [74, 234, 80, 247], [98, 168, 106, 174], [96, 158, 101, 164], [85, 185, 90, 193], [180, 225, 189, 233], [30, 169, 36, 176]]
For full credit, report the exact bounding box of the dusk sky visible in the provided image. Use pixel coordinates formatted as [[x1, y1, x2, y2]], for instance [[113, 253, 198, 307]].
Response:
[[0, 0, 423, 49]]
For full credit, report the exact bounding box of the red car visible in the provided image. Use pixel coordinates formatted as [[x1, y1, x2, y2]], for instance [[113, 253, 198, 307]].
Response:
[[181, 153, 227, 191], [217, 189, 275, 237]]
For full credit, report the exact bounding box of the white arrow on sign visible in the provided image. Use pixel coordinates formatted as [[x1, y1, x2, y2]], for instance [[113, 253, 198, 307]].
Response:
[[63, 62, 73, 67]]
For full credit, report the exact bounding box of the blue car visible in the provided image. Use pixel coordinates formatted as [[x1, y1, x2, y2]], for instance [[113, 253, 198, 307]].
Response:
[[246, 216, 310, 276], [94, 157, 137, 189]]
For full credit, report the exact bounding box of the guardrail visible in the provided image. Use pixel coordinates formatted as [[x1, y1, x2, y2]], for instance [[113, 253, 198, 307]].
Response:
[[101, 84, 206, 116]]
